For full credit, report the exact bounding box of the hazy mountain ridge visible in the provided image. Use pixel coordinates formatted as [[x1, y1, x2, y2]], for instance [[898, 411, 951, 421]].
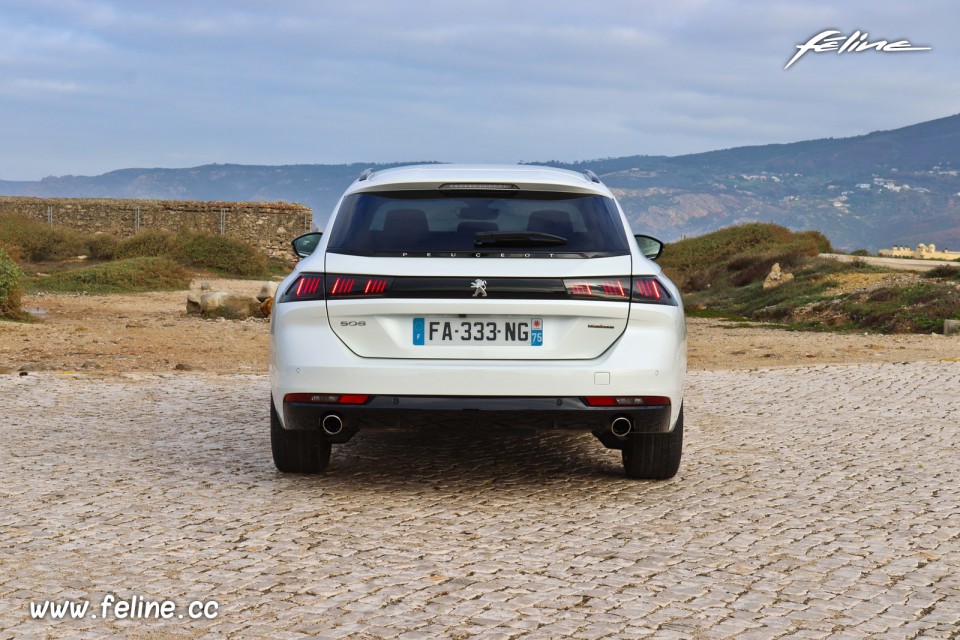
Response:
[[3, 115, 960, 251]]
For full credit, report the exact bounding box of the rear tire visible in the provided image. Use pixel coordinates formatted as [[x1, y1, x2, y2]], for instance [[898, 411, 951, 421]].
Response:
[[271, 397, 331, 473], [622, 406, 683, 480]]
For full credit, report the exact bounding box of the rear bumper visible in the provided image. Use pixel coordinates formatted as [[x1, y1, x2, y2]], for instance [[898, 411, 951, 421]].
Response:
[[271, 315, 686, 427], [282, 395, 672, 448]]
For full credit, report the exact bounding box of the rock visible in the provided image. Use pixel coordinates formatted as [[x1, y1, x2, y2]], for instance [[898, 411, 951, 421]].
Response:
[[763, 263, 794, 290], [260, 296, 274, 318], [945, 319, 960, 336], [174, 363, 195, 371], [199, 291, 229, 313], [200, 281, 212, 291], [186, 291, 202, 314], [200, 292, 262, 318], [256, 281, 279, 302]]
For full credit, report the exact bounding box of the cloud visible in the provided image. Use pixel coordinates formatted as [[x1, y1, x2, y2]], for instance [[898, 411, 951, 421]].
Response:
[[0, 78, 86, 97], [0, 0, 956, 179]]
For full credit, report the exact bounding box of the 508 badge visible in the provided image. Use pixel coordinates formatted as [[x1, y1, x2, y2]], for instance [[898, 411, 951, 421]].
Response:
[[340, 321, 366, 327]]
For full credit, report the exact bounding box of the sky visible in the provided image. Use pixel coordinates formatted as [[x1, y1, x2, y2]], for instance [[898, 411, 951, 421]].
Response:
[[0, 0, 957, 181]]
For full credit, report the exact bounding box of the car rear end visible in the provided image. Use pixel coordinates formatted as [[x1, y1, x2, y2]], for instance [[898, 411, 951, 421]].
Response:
[[270, 165, 686, 478]]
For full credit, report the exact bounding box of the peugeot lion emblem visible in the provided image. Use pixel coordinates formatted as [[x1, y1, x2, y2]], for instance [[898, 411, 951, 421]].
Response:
[[471, 279, 488, 297]]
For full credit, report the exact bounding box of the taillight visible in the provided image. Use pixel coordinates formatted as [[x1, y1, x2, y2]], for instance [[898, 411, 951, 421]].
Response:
[[563, 278, 631, 301], [278, 274, 396, 303], [364, 278, 388, 294], [329, 276, 354, 295], [284, 393, 370, 405], [562, 276, 675, 305], [279, 274, 325, 302], [584, 396, 671, 407], [632, 277, 671, 304], [327, 275, 393, 298]]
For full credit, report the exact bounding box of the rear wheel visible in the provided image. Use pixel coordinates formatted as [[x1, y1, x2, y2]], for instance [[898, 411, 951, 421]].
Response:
[[271, 397, 331, 473], [622, 407, 683, 480]]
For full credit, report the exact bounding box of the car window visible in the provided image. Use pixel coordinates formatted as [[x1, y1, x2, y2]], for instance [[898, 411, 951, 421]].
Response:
[[326, 190, 629, 256]]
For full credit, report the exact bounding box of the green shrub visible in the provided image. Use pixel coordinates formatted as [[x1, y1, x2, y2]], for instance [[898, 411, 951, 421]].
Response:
[[0, 241, 23, 263], [660, 223, 832, 293], [33, 257, 192, 294], [87, 234, 120, 260], [173, 234, 268, 278], [116, 229, 178, 258], [850, 249, 870, 256], [0, 214, 89, 261], [796, 230, 834, 254], [925, 264, 960, 280], [0, 248, 25, 319], [0, 214, 275, 278], [865, 288, 898, 303], [684, 265, 722, 292], [836, 283, 960, 334]]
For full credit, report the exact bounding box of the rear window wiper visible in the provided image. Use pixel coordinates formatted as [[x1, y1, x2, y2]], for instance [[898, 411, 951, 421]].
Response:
[[474, 231, 568, 247]]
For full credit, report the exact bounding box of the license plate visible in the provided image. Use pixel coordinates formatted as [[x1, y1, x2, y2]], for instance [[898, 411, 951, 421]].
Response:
[[413, 317, 543, 346]]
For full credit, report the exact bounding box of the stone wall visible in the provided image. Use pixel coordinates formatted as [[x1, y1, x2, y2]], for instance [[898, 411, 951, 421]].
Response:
[[0, 196, 312, 259]]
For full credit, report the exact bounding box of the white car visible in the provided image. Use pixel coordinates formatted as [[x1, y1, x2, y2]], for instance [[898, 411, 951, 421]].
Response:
[[270, 164, 687, 479]]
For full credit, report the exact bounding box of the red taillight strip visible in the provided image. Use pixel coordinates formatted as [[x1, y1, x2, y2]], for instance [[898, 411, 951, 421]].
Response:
[[282, 275, 672, 303], [280, 274, 325, 303], [601, 280, 626, 296], [584, 396, 671, 407], [302, 276, 321, 295], [364, 278, 387, 294], [284, 393, 370, 404], [564, 277, 632, 301], [329, 277, 356, 295], [563, 276, 675, 304], [327, 275, 391, 297], [633, 278, 662, 301]]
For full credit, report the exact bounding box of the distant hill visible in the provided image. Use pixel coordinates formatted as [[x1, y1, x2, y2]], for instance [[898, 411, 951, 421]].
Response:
[[549, 113, 960, 251], [3, 114, 960, 251]]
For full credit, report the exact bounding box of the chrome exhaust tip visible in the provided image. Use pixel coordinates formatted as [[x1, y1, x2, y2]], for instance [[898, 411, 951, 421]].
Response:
[[610, 416, 633, 438], [321, 414, 344, 436]]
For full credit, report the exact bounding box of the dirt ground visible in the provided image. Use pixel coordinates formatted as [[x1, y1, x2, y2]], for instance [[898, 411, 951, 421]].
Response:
[[2, 278, 958, 374]]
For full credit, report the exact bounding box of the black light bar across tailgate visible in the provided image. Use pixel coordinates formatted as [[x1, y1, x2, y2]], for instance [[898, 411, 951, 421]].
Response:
[[279, 275, 677, 305]]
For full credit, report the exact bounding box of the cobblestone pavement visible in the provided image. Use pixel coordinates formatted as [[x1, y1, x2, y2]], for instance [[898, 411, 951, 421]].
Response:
[[2, 362, 959, 639]]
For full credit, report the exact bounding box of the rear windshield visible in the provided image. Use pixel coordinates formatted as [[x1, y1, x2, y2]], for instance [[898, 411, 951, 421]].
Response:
[[325, 190, 630, 257]]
